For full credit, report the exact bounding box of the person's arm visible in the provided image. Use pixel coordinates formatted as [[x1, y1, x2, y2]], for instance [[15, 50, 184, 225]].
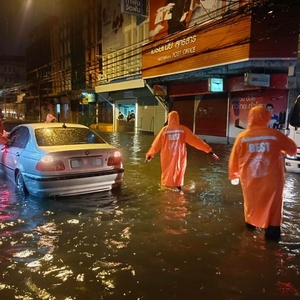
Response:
[[184, 127, 219, 159], [279, 132, 297, 156], [145, 128, 164, 162], [0, 134, 10, 146], [228, 138, 241, 180], [184, 126, 212, 153]]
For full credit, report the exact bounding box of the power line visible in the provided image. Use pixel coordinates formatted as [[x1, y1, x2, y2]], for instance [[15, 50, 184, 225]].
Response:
[[7, 0, 299, 97]]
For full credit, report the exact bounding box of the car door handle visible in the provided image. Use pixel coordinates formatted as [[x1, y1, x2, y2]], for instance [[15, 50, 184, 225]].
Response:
[[16, 152, 20, 156]]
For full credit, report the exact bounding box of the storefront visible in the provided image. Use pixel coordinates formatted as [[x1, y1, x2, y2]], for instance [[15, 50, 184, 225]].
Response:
[[163, 73, 294, 144], [168, 81, 228, 143], [95, 76, 167, 134], [142, 1, 299, 143]]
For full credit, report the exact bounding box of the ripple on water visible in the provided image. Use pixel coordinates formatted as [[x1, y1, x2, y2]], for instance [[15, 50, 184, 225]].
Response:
[[0, 136, 300, 299]]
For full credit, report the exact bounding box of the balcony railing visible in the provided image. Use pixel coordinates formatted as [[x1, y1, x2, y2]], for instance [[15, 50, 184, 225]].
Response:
[[101, 41, 143, 83]]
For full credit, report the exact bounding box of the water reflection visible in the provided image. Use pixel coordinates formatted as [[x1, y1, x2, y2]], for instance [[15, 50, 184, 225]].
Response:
[[0, 133, 300, 299], [105, 132, 142, 165], [157, 191, 190, 235], [281, 173, 300, 252], [0, 187, 130, 299]]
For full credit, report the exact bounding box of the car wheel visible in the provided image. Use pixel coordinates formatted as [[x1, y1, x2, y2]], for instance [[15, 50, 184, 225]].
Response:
[[16, 171, 29, 195]]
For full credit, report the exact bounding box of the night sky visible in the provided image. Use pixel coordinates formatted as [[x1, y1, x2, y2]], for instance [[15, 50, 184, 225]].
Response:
[[0, 0, 61, 56]]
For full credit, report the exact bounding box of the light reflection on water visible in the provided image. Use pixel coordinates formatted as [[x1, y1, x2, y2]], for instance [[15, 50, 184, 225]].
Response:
[[0, 133, 299, 299]]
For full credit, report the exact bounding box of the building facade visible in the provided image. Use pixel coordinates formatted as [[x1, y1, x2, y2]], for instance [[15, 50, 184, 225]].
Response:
[[95, 0, 166, 134], [141, 0, 300, 143], [25, 0, 102, 124], [0, 55, 26, 119], [20, 0, 300, 142]]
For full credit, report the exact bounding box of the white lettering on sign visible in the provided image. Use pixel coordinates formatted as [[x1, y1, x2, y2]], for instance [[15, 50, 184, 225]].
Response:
[[151, 42, 174, 54], [151, 35, 197, 55], [172, 51, 182, 57], [183, 47, 196, 54], [249, 142, 270, 153], [174, 35, 197, 49], [158, 55, 172, 61], [124, 0, 142, 13]]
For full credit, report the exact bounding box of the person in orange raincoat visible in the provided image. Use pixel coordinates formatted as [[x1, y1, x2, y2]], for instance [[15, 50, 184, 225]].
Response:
[[0, 119, 10, 145], [228, 106, 297, 241], [146, 111, 219, 193]]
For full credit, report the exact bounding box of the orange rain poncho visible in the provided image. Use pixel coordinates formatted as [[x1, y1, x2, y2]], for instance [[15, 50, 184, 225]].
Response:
[[146, 111, 213, 188], [0, 120, 9, 145], [228, 106, 297, 228], [45, 113, 56, 123]]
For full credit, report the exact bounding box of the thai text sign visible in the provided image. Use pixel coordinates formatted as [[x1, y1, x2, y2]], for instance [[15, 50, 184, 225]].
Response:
[[142, 16, 251, 78], [121, 0, 147, 17]]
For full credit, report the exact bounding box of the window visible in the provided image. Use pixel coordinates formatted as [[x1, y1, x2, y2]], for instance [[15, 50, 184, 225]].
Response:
[[35, 127, 106, 146], [9, 127, 30, 148]]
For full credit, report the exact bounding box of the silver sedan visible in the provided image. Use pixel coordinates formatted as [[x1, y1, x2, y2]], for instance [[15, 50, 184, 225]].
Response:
[[0, 123, 124, 198]]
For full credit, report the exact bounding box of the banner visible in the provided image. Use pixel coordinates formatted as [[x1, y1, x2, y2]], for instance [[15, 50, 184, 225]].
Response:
[[229, 90, 288, 138], [102, 0, 128, 52], [149, 0, 220, 40]]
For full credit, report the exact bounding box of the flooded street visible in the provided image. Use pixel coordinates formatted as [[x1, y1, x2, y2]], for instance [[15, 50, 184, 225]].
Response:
[[0, 132, 300, 299]]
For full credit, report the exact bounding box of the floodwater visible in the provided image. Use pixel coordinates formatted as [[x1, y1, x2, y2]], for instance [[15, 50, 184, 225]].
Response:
[[0, 132, 300, 300]]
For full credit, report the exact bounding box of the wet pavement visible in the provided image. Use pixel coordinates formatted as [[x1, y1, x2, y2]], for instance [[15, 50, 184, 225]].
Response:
[[0, 132, 299, 299]]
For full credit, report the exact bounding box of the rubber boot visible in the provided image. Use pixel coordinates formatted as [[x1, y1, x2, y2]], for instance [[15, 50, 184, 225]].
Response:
[[265, 226, 281, 241], [245, 222, 256, 230]]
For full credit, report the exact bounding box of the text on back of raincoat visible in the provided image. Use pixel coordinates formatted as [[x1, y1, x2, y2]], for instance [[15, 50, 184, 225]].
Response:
[[249, 142, 270, 153]]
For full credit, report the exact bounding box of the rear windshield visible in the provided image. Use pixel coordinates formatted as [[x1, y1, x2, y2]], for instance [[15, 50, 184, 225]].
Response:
[[35, 127, 107, 146]]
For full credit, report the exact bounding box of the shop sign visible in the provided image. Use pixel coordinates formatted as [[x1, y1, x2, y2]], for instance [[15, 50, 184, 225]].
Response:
[[142, 15, 251, 78], [244, 73, 270, 87], [121, 0, 147, 17]]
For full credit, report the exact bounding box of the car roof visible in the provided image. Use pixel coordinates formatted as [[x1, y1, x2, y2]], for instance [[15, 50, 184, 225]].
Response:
[[14, 123, 89, 130]]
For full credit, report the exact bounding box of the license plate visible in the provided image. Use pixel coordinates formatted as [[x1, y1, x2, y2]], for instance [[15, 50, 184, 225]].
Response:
[[71, 157, 103, 168], [71, 159, 82, 168], [90, 158, 103, 166]]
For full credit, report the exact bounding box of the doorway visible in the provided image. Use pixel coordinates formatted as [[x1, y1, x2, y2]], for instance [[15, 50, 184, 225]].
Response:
[[115, 100, 136, 133]]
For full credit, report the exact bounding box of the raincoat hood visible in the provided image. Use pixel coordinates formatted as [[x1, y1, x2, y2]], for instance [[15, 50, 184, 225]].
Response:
[[46, 114, 56, 123], [248, 106, 271, 129], [168, 111, 180, 126]]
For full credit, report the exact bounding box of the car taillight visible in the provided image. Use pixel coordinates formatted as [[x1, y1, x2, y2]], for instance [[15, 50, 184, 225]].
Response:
[[36, 156, 65, 171], [107, 151, 122, 166]]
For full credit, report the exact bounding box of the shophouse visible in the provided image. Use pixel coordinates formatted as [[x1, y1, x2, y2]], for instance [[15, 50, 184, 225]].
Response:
[[25, 17, 59, 122], [22, 0, 300, 142], [95, 0, 166, 134], [142, 0, 300, 143], [25, 0, 102, 124], [0, 55, 26, 119], [24, 0, 165, 133]]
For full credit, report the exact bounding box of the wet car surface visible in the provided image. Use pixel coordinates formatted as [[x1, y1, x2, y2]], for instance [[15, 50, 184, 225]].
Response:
[[0, 132, 299, 299], [0, 123, 124, 198]]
